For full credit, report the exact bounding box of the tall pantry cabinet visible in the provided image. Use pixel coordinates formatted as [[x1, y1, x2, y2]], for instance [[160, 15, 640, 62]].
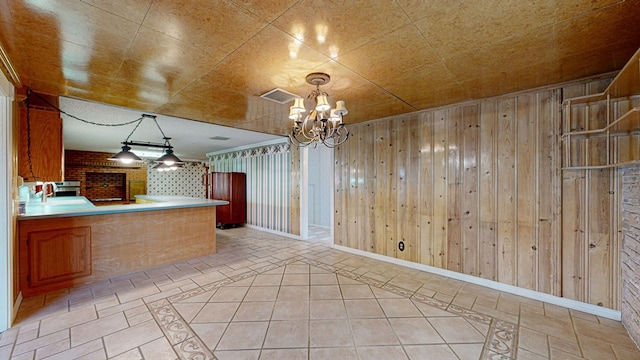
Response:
[[206, 172, 246, 228]]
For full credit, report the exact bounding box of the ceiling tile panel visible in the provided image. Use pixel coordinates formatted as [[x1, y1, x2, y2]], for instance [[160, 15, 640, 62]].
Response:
[[198, 25, 330, 96], [79, 0, 153, 23], [124, 26, 220, 83], [142, 0, 267, 55], [338, 24, 442, 83], [272, 0, 412, 58], [232, 0, 299, 22], [1, 1, 640, 138]]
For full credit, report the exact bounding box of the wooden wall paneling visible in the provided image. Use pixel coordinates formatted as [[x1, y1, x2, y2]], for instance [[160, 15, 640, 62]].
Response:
[[496, 98, 517, 285], [385, 119, 398, 258], [447, 107, 462, 272], [334, 140, 348, 246], [374, 121, 389, 254], [462, 105, 480, 276], [347, 124, 360, 250], [432, 109, 448, 268], [363, 124, 376, 252], [332, 76, 622, 309], [395, 118, 408, 261], [587, 168, 613, 307], [537, 89, 562, 295], [290, 145, 300, 236], [478, 101, 498, 280], [516, 93, 538, 289], [562, 172, 587, 302], [561, 81, 588, 301], [404, 115, 421, 262], [419, 112, 435, 266]]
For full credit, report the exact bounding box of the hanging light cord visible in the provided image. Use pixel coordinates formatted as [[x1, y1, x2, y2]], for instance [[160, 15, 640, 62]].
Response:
[[27, 88, 143, 127], [25, 89, 38, 181]]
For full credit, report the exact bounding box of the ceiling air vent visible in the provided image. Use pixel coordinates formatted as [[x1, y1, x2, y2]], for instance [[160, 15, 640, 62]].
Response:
[[260, 88, 299, 104], [210, 136, 230, 141]]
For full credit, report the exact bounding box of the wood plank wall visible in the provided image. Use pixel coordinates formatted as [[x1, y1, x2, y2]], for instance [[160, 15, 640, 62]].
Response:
[[334, 76, 624, 309]]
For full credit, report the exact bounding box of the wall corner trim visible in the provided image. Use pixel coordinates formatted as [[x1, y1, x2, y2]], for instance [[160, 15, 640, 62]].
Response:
[[332, 244, 622, 321]]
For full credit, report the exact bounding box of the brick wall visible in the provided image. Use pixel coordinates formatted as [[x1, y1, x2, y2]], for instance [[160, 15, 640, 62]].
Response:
[[64, 150, 147, 202], [621, 166, 640, 347]]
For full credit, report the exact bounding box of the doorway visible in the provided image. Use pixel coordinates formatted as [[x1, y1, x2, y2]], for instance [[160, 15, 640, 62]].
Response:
[[0, 70, 15, 331], [303, 146, 333, 242]]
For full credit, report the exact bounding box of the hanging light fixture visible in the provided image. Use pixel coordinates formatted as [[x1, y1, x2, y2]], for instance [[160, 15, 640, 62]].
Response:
[[108, 114, 184, 170], [288, 72, 349, 148]]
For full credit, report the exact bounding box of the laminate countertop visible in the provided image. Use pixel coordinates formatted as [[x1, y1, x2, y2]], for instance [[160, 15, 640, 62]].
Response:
[[18, 196, 228, 220]]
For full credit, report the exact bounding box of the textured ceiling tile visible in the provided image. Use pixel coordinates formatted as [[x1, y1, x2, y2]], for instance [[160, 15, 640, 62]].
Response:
[[79, 0, 153, 23], [272, 0, 412, 58], [338, 24, 442, 83], [553, 1, 640, 58], [413, 0, 558, 59], [232, 0, 299, 22], [1, 0, 640, 135], [199, 25, 330, 96], [142, 0, 267, 55], [124, 26, 220, 78], [9, 0, 139, 51]]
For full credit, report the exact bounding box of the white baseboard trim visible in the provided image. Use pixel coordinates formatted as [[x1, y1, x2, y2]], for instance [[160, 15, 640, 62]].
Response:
[[332, 244, 622, 321], [12, 292, 22, 326], [242, 224, 301, 240]]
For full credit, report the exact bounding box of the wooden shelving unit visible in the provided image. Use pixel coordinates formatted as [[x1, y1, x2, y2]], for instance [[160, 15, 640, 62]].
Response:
[[562, 48, 640, 169]]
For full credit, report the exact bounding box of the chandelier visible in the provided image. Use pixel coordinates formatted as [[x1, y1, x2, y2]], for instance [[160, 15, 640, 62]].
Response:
[[288, 72, 349, 148], [108, 114, 184, 170]]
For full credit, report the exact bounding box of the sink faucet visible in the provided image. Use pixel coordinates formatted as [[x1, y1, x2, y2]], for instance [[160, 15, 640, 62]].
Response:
[[41, 182, 57, 203]]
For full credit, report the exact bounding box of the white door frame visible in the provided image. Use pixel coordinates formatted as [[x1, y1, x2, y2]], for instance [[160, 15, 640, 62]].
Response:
[[0, 70, 15, 331]]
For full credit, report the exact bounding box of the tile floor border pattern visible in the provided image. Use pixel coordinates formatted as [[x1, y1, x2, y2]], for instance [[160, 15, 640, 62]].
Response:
[[146, 255, 518, 360]]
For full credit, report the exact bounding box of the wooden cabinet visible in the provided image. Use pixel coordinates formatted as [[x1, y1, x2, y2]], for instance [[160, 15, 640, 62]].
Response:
[[208, 172, 246, 228], [562, 47, 640, 169], [19, 106, 64, 181], [20, 225, 91, 295]]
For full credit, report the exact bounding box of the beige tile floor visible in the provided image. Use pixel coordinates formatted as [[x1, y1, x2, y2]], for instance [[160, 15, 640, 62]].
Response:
[[0, 227, 639, 359]]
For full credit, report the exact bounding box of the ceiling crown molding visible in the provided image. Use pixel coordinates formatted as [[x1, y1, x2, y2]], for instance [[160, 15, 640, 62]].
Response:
[[0, 44, 21, 88]]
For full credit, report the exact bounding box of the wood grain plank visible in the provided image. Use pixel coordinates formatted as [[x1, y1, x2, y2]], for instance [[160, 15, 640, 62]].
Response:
[[462, 105, 479, 276], [374, 121, 389, 255], [447, 107, 462, 272], [562, 170, 586, 302], [479, 101, 498, 281], [432, 109, 448, 268], [537, 89, 561, 295], [496, 98, 516, 285], [516, 93, 537, 289], [386, 119, 398, 258], [419, 112, 435, 266]]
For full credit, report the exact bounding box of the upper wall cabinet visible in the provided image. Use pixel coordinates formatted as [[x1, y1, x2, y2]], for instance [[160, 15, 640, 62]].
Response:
[[562, 48, 640, 169], [18, 104, 64, 181]]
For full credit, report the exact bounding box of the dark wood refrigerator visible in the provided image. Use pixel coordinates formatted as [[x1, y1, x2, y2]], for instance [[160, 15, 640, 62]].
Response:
[[206, 172, 246, 229]]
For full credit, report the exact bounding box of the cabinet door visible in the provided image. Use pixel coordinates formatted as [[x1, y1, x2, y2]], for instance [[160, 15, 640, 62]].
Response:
[[19, 107, 64, 181], [28, 226, 91, 288]]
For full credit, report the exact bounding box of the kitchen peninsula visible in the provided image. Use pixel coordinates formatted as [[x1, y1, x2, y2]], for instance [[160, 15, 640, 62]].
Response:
[[17, 196, 228, 297]]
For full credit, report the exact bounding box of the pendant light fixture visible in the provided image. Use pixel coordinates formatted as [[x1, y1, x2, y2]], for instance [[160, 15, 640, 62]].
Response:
[[288, 72, 349, 148], [108, 114, 184, 169]]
